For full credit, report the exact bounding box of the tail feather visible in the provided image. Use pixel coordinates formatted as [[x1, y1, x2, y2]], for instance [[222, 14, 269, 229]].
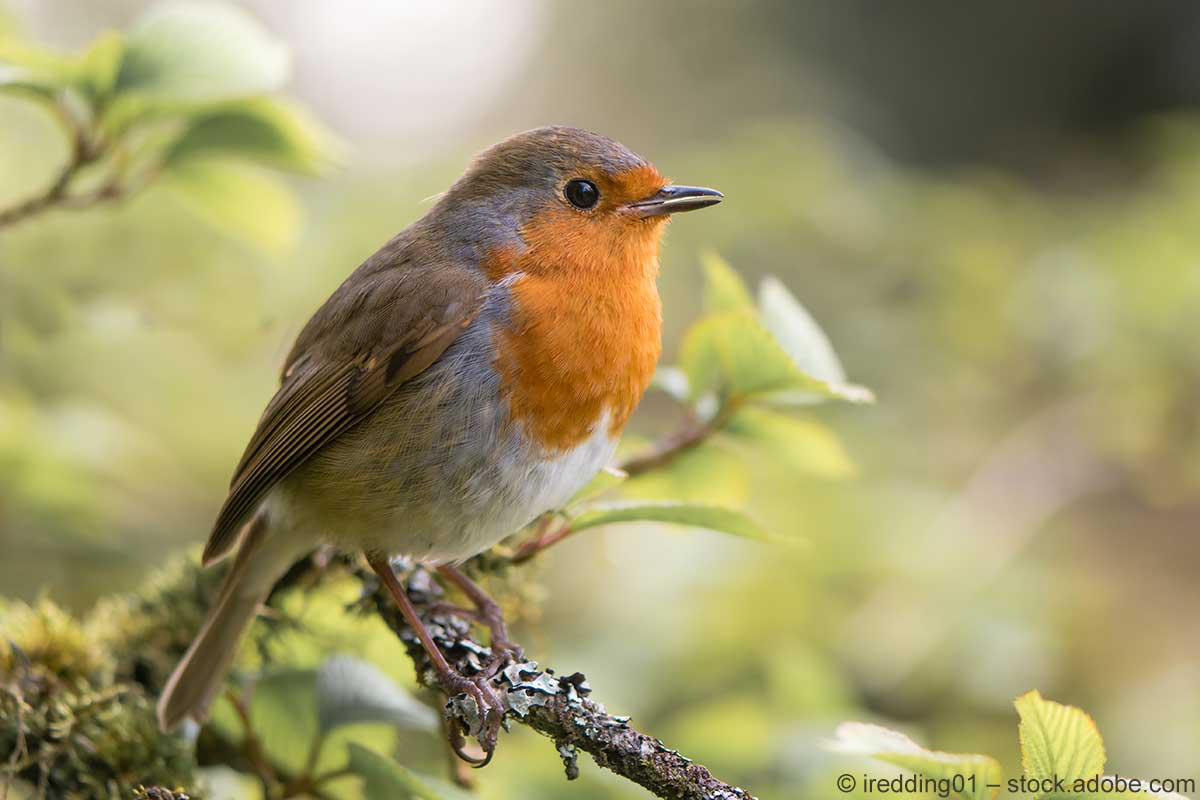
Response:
[[157, 516, 311, 732]]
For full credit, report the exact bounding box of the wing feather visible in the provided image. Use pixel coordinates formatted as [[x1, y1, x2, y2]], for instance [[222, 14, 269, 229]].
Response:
[[200, 260, 486, 566]]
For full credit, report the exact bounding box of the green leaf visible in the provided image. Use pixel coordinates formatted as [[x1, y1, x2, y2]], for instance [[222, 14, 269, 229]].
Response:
[[77, 31, 124, 100], [116, 1, 289, 103], [566, 466, 628, 506], [162, 160, 300, 253], [701, 250, 754, 313], [830, 721, 1003, 800], [725, 406, 857, 479], [0, 35, 76, 77], [316, 654, 437, 733], [249, 668, 320, 773], [165, 97, 336, 174], [0, 64, 56, 98], [681, 311, 852, 402], [570, 501, 768, 541], [1015, 690, 1106, 787], [347, 743, 474, 800], [758, 276, 874, 403], [0, 35, 76, 97]]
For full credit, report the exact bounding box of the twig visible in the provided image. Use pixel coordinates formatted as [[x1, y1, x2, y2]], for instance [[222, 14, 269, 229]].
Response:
[[365, 562, 757, 800], [508, 517, 571, 564], [0, 98, 144, 230], [225, 687, 278, 794], [618, 397, 743, 477]]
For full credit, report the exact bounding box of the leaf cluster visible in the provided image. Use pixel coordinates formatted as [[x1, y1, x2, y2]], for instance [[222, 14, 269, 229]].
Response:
[[0, 1, 337, 249]]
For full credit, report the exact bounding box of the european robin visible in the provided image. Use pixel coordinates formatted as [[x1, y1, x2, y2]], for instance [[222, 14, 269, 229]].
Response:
[[156, 126, 723, 762]]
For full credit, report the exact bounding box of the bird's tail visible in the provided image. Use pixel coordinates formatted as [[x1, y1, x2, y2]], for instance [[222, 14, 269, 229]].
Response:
[[156, 516, 311, 732]]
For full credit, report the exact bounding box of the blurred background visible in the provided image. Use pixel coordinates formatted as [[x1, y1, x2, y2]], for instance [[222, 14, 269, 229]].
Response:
[[3, 1, 1200, 797]]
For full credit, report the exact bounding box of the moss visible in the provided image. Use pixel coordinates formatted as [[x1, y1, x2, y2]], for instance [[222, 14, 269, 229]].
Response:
[[0, 598, 107, 685], [1, 598, 199, 799], [90, 554, 226, 695]]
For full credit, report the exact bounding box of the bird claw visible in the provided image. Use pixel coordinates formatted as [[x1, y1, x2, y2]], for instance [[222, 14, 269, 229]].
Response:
[[442, 670, 506, 767], [426, 602, 524, 678], [482, 638, 524, 677]]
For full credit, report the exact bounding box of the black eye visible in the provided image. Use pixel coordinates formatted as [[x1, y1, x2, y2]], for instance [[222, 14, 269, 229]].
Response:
[[564, 178, 599, 209]]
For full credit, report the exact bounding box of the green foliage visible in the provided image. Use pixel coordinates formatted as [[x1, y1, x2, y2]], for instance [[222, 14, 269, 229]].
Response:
[[1015, 690, 1106, 789], [569, 501, 770, 541], [833, 692, 1190, 799], [0, 0, 335, 250], [347, 743, 474, 800], [163, 160, 301, 253], [164, 98, 333, 174], [316, 654, 438, 734], [115, 1, 288, 103]]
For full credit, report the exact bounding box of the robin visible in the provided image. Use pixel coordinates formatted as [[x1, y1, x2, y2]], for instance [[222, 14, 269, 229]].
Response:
[[156, 126, 723, 762]]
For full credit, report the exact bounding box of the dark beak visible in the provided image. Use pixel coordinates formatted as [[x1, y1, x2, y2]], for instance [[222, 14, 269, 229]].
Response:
[[628, 185, 724, 218]]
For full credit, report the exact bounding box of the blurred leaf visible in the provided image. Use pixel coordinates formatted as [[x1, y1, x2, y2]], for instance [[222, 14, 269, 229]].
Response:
[[77, 31, 124, 100], [165, 97, 336, 174], [829, 722, 1003, 800], [758, 275, 874, 403], [162, 160, 300, 253], [316, 654, 437, 734], [702, 250, 754, 313], [249, 668, 319, 773], [347, 743, 474, 800], [566, 466, 627, 506], [0, 35, 76, 77], [116, 1, 289, 103], [759, 275, 845, 382], [1015, 690, 1106, 785], [570, 501, 768, 541], [0, 35, 75, 97], [0, 64, 57, 98], [650, 365, 690, 404], [725, 406, 857, 479]]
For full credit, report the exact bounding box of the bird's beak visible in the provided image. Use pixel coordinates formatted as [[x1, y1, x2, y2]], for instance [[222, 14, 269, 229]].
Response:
[[628, 185, 724, 218]]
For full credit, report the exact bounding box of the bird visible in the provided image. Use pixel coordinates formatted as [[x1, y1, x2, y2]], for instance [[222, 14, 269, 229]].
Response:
[[155, 125, 723, 763]]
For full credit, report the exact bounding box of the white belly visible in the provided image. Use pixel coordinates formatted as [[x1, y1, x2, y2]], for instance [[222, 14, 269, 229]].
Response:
[[268, 409, 619, 565]]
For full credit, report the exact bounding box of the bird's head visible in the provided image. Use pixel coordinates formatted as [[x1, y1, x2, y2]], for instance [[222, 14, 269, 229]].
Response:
[[430, 126, 722, 279]]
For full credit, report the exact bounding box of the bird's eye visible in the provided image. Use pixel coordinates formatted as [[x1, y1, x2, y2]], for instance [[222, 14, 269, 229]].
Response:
[[564, 179, 599, 209]]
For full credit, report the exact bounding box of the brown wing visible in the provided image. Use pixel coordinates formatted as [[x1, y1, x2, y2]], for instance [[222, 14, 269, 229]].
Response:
[[201, 258, 487, 566]]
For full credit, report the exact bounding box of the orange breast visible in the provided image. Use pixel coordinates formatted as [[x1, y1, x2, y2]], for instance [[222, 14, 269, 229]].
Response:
[[488, 207, 665, 454]]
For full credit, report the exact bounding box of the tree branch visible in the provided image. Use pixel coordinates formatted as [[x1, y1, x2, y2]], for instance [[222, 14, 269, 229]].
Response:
[[0, 99, 141, 231], [363, 562, 757, 800], [619, 397, 743, 478]]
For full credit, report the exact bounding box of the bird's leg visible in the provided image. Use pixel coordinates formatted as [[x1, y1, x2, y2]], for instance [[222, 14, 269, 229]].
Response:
[[367, 556, 505, 767], [437, 565, 524, 672]]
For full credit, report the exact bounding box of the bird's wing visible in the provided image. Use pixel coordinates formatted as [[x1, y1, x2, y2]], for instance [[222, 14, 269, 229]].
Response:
[[201, 259, 489, 565]]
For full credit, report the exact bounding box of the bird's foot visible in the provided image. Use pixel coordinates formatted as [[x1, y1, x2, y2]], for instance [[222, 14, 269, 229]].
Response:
[[439, 669, 506, 767], [436, 565, 525, 677]]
